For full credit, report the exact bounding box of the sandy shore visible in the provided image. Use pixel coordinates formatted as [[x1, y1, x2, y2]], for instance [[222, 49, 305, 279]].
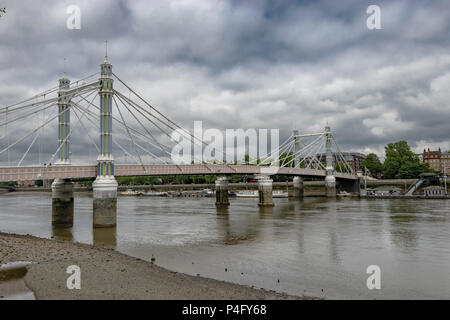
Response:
[[0, 232, 313, 300]]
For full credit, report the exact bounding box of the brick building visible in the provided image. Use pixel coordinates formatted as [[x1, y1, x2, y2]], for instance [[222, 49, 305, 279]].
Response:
[[315, 152, 366, 172], [422, 148, 450, 173]]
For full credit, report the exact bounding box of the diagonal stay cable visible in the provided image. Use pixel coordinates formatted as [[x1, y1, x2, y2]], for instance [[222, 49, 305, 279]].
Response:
[[17, 110, 57, 166], [74, 102, 169, 164], [0, 100, 58, 127], [114, 92, 174, 158], [114, 88, 228, 163], [44, 95, 93, 168], [72, 96, 173, 156], [71, 104, 99, 153], [113, 96, 147, 173], [112, 78, 235, 161], [0, 107, 68, 156], [0, 72, 100, 112]]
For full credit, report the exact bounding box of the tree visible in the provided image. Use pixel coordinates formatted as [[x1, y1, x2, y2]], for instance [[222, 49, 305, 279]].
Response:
[[382, 141, 428, 179], [397, 161, 428, 179], [279, 152, 294, 167], [335, 163, 350, 173], [361, 153, 383, 177], [0, 8, 5, 18]]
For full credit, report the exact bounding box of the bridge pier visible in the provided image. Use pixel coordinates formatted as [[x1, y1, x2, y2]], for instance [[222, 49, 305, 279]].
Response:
[[215, 176, 229, 207], [292, 176, 304, 199], [257, 175, 274, 207], [325, 175, 336, 197], [51, 178, 74, 226], [93, 178, 118, 228], [338, 178, 361, 195]]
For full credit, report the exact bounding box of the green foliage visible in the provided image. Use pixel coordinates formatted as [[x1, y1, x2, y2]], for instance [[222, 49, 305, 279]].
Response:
[[279, 152, 294, 167], [334, 163, 349, 173], [397, 161, 429, 179], [382, 141, 428, 179], [361, 153, 383, 177], [0, 8, 5, 18], [115, 175, 219, 186]]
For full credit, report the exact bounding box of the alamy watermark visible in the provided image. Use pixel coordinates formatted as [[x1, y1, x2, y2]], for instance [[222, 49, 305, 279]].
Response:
[[66, 5, 81, 30], [366, 265, 381, 290], [366, 5, 381, 30], [66, 265, 81, 290], [171, 121, 280, 174]]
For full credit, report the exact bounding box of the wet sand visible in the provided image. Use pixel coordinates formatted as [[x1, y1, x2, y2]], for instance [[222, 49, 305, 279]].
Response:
[[0, 232, 313, 300]]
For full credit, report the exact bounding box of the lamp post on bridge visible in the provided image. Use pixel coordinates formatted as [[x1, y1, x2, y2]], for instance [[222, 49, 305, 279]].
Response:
[[92, 49, 118, 228]]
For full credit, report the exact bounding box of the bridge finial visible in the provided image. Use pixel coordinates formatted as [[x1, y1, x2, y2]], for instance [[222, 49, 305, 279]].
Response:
[[63, 58, 67, 77], [104, 40, 108, 62]]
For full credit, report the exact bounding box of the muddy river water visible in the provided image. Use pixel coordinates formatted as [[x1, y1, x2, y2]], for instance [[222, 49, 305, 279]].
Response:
[[0, 193, 449, 299]]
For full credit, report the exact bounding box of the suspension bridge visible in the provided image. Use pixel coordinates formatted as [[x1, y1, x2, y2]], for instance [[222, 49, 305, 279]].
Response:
[[0, 51, 359, 228]]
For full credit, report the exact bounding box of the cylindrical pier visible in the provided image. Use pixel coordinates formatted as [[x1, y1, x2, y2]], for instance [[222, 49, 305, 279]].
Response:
[[93, 178, 118, 228], [51, 178, 74, 226], [292, 176, 304, 199], [325, 175, 336, 198], [258, 175, 274, 207], [215, 176, 230, 207]]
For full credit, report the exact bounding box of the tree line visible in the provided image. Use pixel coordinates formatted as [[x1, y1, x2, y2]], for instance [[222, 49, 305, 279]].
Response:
[[361, 141, 436, 179]]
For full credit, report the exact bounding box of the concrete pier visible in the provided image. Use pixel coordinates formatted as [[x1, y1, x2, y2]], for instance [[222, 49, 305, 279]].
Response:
[[93, 177, 118, 228], [257, 175, 274, 207], [325, 175, 336, 198], [292, 176, 304, 199], [51, 178, 74, 226], [215, 176, 230, 207]]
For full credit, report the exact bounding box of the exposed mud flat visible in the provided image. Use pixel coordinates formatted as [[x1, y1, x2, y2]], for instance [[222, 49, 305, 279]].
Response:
[[0, 261, 35, 300], [0, 232, 313, 300]]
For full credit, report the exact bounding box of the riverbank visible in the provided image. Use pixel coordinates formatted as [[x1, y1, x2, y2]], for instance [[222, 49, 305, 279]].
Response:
[[0, 232, 312, 300]]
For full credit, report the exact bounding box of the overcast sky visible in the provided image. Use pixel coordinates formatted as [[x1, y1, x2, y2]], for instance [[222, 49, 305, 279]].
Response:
[[1, 0, 449, 165]]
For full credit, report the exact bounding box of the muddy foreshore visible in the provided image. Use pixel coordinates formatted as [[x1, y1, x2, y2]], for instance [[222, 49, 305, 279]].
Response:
[[0, 232, 314, 300]]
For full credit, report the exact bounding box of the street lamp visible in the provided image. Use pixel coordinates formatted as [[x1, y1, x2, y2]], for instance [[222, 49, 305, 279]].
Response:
[[445, 166, 449, 196]]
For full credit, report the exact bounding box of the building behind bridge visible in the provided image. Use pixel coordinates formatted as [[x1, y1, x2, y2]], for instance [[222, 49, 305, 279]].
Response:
[[314, 152, 366, 172], [421, 148, 450, 173]]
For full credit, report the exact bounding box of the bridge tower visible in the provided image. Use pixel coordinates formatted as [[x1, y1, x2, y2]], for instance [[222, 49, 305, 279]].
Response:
[[56, 72, 71, 165], [324, 125, 336, 197], [291, 130, 304, 199], [51, 71, 74, 226], [92, 51, 118, 228]]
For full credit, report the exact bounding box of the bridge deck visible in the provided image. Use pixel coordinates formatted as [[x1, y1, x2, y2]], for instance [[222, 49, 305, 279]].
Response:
[[0, 164, 357, 182]]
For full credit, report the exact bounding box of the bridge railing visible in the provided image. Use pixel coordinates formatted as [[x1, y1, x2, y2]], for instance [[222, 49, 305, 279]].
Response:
[[0, 164, 358, 183]]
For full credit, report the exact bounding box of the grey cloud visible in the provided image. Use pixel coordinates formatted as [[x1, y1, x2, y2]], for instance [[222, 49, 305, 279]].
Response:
[[1, 0, 449, 166]]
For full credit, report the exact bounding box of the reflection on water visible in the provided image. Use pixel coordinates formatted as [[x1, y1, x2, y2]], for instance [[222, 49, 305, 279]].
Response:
[[52, 225, 73, 242], [0, 193, 449, 299], [93, 227, 117, 249]]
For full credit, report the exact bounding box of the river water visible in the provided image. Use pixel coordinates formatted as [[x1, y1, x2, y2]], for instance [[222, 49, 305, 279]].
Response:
[[0, 193, 449, 299]]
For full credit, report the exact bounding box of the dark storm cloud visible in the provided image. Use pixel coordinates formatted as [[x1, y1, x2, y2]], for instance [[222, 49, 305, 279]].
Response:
[[1, 0, 449, 165]]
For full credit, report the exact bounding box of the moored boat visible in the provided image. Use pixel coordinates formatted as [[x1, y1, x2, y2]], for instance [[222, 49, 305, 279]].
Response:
[[120, 189, 142, 196]]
